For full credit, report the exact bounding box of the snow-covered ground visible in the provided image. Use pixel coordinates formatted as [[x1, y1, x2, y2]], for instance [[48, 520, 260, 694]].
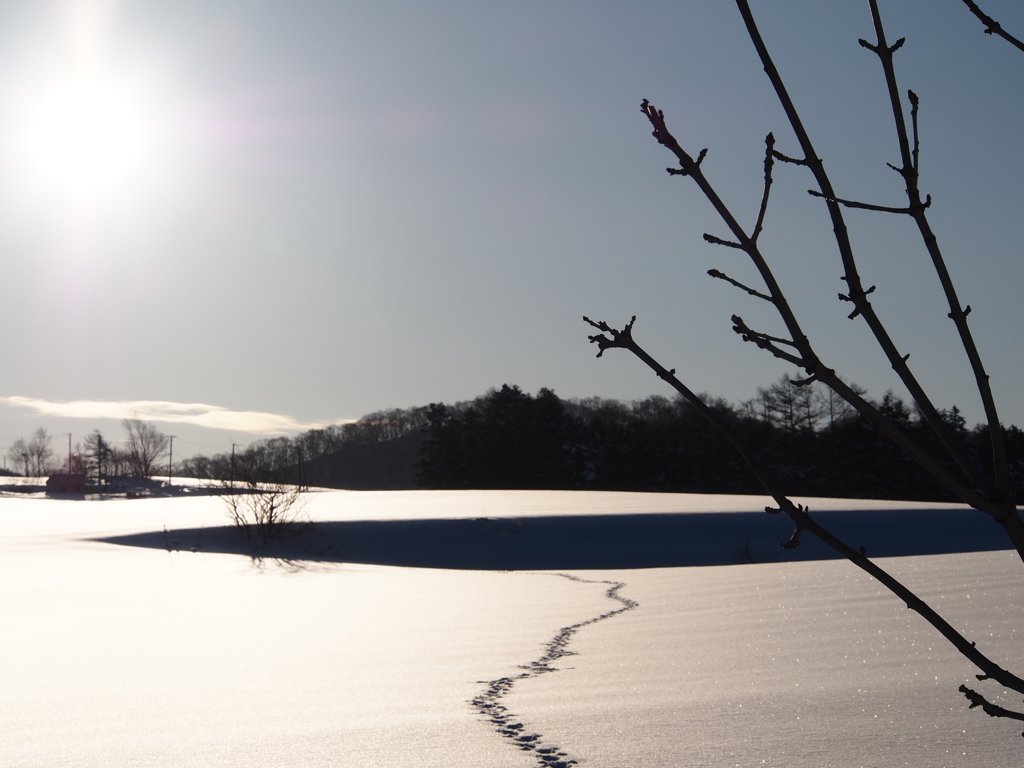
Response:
[[2, 488, 1023, 767]]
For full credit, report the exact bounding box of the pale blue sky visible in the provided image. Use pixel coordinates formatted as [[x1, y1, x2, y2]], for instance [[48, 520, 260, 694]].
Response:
[[0, 0, 1021, 459]]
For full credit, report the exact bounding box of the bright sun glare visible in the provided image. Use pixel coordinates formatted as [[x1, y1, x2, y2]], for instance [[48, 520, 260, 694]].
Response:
[[17, 72, 155, 201]]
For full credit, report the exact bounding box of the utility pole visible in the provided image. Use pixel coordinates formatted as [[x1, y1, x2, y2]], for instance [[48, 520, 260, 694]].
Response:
[[63, 433, 71, 473], [167, 436, 177, 484], [231, 443, 240, 486]]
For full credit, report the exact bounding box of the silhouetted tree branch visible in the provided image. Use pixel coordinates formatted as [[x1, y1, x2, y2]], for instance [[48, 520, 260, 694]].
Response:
[[960, 685, 1024, 725], [640, 96, 1008, 530], [960, 0, 1024, 52], [589, 0, 1024, 735], [585, 315, 1024, 702]]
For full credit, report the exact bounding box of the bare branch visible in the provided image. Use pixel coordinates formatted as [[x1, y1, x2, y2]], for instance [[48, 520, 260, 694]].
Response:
[[641, 99, 817, 367], [583, 314, 636, 358], [707, 268, 773, 302], [859, 38, 879, 54], [960, 685, 1024, 725], [909, 90, 920, 174], [807, 188, 930, 215], [960, 0, 1024, 53], [703, 233, 746, 250], [729, 315, 805, 367], [737, 0, 998, 507], [730, 317, 799, 349], [597, 0, 1024, 737], [863, 0, 1014, 510], [751, 133, 775, 243], [771, 149, 808, 166], [586, 317, 1024, 698], [641, 92, 1013, 540]]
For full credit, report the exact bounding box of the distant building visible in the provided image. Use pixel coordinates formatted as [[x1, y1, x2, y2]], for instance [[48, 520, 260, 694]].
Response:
[[46, 473, 87, 494]]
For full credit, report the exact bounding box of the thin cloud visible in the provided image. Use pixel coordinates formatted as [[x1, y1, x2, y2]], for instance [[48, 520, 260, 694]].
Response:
[[0, 396, 344, 435]]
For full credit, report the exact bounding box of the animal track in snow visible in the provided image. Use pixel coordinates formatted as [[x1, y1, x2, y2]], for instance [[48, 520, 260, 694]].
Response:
[[471, 574, 638, 768]]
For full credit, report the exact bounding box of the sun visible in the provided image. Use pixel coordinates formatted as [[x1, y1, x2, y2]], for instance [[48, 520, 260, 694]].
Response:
[[13, 70, 159, 203]]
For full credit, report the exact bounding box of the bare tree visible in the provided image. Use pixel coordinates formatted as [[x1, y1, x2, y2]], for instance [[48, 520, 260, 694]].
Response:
[[218, 448, 307, 545], [112, 448, 132, 478], [28, 428, 55, 476], [6, 438, 29, 476], [8, 429, 56, 477], [221, 480, 307, 546], [121, 418, 169, 478], [587, 0, 1024, 734]]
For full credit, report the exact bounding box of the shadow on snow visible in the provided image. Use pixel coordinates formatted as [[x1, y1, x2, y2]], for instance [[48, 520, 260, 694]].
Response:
[[95, 506, 1011, 570]]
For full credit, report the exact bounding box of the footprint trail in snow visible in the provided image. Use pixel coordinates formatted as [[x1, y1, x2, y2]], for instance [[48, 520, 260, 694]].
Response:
[[471, 574, 638, 768]]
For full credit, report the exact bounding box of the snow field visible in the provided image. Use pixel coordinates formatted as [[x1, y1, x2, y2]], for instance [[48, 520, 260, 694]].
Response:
[[2, 489, 1023, 767]]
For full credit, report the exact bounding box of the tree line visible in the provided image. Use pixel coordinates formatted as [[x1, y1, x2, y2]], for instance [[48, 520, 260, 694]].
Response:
[[2, 406, 431, 485], [4, 418, 172, 480], [416, 382, 1024, 501], [176, 408, 429, 486], [13, 381, 1021, 502]]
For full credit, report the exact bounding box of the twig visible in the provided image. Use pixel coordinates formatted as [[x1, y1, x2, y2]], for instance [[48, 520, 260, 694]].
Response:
[[909, 90, 920, 175], [583, 315, 636, 359], [771, 149, 808, 166], [807, 188, 930, 215], [730, 315, 804, 366], [960, 685, 1024, 725], [959, 0, 1024, 53], [708, 269, 773, 302], [838, 282, 877, 320], [751, 133, 775, 243], [703, 233, 746, 250]]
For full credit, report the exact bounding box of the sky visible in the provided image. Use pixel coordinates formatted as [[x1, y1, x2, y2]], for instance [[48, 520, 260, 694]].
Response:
[[0, 0, 1022, 461]]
